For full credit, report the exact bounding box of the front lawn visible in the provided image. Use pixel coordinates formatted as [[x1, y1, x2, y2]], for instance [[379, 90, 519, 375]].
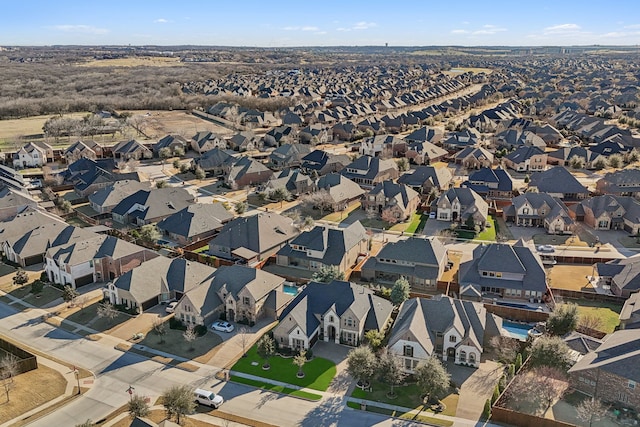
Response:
[[346, 401, 454, 427], [231, 345, 336, 392], [138, 327, 223, 360], [64, 301, 130, 333], [404, 213, 427, 234], [475, 216, 496, 241], [22, 285, 63, 308], [231, 375, 322, 401]]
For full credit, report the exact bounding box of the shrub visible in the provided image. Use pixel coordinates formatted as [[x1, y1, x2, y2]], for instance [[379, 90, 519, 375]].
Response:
[[305, 349, 313, 360], [194, 325, 207, 337], [482, 399, 492, 420], [169, 317, 186, 330]]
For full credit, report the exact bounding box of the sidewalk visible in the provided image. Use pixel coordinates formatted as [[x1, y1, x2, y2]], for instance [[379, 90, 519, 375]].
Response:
[[102, 405, 251, 427]]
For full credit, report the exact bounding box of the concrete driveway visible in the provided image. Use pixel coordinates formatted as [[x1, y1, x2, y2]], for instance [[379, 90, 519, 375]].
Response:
[[447, 359, 502, 421], [108, 304, 171, 341], [205, 319, 277, 369]]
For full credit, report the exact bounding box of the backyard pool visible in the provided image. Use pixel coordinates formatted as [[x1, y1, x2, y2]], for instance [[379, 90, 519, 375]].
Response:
[[284, 284, 299, 296], [502, 321, 533, 341]]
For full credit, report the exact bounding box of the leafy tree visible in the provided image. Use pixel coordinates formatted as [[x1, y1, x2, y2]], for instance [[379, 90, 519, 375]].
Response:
[[592, 158, 607, 170], [465, 215, 476, 230], [514, 353, 523, 372], [60, 199, 73, 213], [547, 303, 579, 336], [179, 163, 189, 174], [482, 398, 492, 420], [346, 346, 377, 387], [194, 166, 206, 180], [569, 155, 585, 169], [156, 179, 168, 189], [153, 319, 167, 344], [530, 336, 573, 370], [311, 265, 344, 283], [390, 276, 410, 306], [269, 187, 292, 208], [183, 323, 197, 351], [576, 397, 608, 427], [293, 350, 307, 377], [159, 147, 172, 169], [492, 384, 500, 404], [302, 216, 315, 230], [172, 158, 181, 169], [139, 224, 161, 244], [173, 146, 185, 157], [63, 285, 79, 303], [12, 269, 29, 287], [97, 301, 119, 324], [415, 357, 450, 403], [377, 348, 406, 397], [128, 394, 150, 419], [161, 385, 195, 424], [31, 280, 44, 295], [524, 174, 530, 184], [396, 158, 409, 172], [608, 154, 623, 168], [235, 201, 247, 214], [364, 329, 384, 351], [256, 335, 275, 369]]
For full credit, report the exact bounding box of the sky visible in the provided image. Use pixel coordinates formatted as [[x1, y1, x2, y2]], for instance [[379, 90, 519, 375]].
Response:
[[2, 0, 640, 47]]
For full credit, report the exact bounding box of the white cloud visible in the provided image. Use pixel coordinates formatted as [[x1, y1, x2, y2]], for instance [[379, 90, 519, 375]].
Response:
[[51, 25, 109, 34], [154, 18, 169, 24], [282, 26, 320, 31], [472, 25, 507, 35], [624, 24, 640, 29], [301, 26, 319, 31], [543, 23, 581, 34], [315, 31, 327, 35], [451, 29, 469, 34], [353, 21, 377, 30]]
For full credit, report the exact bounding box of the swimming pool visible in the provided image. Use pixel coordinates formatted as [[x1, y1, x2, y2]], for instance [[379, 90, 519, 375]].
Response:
[[284, 284, 299, 296], [502, 321, 533, 341]]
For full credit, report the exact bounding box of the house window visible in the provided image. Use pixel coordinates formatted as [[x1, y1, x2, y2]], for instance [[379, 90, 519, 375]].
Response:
[[243, 297, 250, 305], [630, 380, 636, 390], [459, 350, 466, 362], [449, 335, 457, 343], [523, 208, 529, 215], [403, 345, 413, 357], [469, 353, 476, 364], [329, 316, 334, 322]]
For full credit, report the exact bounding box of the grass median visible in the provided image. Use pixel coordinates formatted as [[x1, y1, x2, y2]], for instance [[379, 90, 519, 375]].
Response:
[[231, 375, 322, 401]]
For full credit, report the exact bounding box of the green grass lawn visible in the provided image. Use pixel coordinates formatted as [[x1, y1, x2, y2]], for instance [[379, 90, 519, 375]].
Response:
[[22, 285, 63, 308], [231, 345, 336, 392], [476, 216, 496, 241], [193, 245, 209, 254], [346, 401, 453, 426], [404, 213, 427, 234], [573, 299, 622, 333], [351, 379, 458, 417], [231, 375, 322, 401]]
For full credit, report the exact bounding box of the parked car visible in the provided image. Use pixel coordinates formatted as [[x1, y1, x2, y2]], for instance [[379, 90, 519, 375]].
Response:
[[537, 245, 555, 253], [211, 320, 234, 333], [194, 388, 224, 408], [429, 212, 436, 219], [165, 301, 178, 313]]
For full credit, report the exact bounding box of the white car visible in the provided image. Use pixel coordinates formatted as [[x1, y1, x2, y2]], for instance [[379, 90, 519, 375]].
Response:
[[165, 301, 178, 313], [537, 245, 555, 253], [211, 321, 234, 333], [429, 212, 436, 219]]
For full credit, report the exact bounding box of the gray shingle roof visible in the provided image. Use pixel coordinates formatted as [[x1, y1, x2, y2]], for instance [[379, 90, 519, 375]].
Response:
[[156, 203, 233, 239]]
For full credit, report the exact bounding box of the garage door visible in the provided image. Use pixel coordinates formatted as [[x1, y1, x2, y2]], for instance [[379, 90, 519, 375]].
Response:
[[75, 274, 94, 288]]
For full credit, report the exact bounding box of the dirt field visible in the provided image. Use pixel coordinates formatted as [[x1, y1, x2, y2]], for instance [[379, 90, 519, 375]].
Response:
[[118, 110, 235, 140], [78, 57, 184, 68], [547, 264, 595, 291], [0, 112, 90, 141]]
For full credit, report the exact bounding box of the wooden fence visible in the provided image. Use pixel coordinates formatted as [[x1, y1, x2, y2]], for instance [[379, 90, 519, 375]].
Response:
[[490, 406, 575, 427], [0, 338, 38, 374], [483, 304, 550, 323], [551, 288, 626, 305]]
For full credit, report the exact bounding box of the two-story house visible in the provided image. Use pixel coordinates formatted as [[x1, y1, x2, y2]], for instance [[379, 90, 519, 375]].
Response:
[[398, 165, 453, 197], [361, 237, 447, 292], [528, 166, 589, 201], [452, 146, 494, 170], [361, 181, 420, 222], [156, 202, 234, 246], [315, 173, 365, 212], [88, 180, 150, 214], [503, 146, 547, 172], [504, 193, 575, 234], [273, 280, 393, 350], [13, 142, 53, 168], [462, 167, 514, 205], [388, 295, 504, 371], [64, 140, 104, 163], [341, 156, 399, 190], [111, 187, 195, 226], [570, 195, 640, 235], [436, 187, 488, 229], [596, 169, 640, 198], [262, 169, 315, 197]]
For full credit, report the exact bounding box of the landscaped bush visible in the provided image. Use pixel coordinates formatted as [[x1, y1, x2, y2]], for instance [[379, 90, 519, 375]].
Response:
[[195, 325, 207, 337], [169, 317, 186, 330], [114, 303, 138, 315]]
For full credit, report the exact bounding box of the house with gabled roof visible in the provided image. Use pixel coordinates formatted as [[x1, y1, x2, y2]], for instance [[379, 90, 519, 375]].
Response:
[[273, 280, 393, 350], [13, 141, 53, 168], [228, 131, 260, 152], [436, 187, 488, 229], [568, 329, 640, 412], [112, 139, 152, 161], [570, 195, 640, 235], [596, 169, 640, 198], [0, 185, 39, 221], [503, 146, 547, 172], [191, 131, 226, 154], [619, 292, 640, 330], [300, 150, 350, 177], [398, 165, 453, 196], [64, 140, 104, 163], [315, 173, 365, 212], [157, 202, 234, 246], [388, 295, 504, 371], [105, 256, 217, 312], [111, 187, 196, 226], [361, 181, 420, 222], [453, 146, 494, 170], [494, 129, 546, 150], [207, 212, 298, 266], [462, 167, 513, 203], [593, 256, 640, 298], [225, 156, 274, 189], [153, 134, 188, 156], [45, 234, 157, 288], [262, 169, 314, 197], [341, 156, 398, 190], [404, 127, 443, 145], [359, 135, 405, 158], [88, 180, 151, 214], [268, 143, 311, 170], [274, 222, 367, 280], [196, 148, 236, 176], [528, 166, 589, 201], [264, 125, 296, 147], [504, 193, 575, 234], [458, 241, 548, 302], [361, 237, 447, 292], [441, 130, 479, 151]]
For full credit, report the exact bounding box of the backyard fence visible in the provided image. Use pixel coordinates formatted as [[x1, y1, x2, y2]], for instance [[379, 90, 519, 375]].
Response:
[[0, 338, 38, 374], [551, 288, 626, 305]]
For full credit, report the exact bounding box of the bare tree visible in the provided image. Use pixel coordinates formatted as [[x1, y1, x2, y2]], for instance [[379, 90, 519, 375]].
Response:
[[293, 350, 307, 378], [0, 354, 18, 402], [127, 115, 148, 137], [579, 314, 603, 332], [534, 367, 569, 415], [237, 326, 250, 357], [576, 397, 608, 427], [489, 336, 520, 364], [97, 302, 119, 325], [153, 319, 167, 344], [301, 190, 333, 216], [183, 324, 197, 351], [381, 208, 399, 225]]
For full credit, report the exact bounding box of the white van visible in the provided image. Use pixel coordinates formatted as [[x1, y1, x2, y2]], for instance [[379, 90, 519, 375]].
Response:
[[194, 388, 224, 409]]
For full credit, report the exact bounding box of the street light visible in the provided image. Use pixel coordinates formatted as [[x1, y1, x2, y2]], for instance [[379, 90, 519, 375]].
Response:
[[73, 367, 80, 395]]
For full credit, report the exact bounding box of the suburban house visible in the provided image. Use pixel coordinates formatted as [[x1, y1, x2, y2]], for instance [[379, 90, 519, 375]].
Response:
[[207, 212, 299, 266], [592, 256, 640, 298], [361, 237, 447, 292], [153, 134, 188, 156], [156, 202, 234, 246], [191, 131, 227, 154], [273, 280, 393, 350], [227, 131, 260, 152], [504, 193, 575, 234], [299, 124, 331, 144], [315, 173, 365, 212], [546, 146, 607, 169], [225, 156, 274, 189], [268, 144, 311, 170], [388, 295, 504, 371], [112, 140, 153, 161], [274, 222, 368, 279], [196, 148, 236, 176], [264, 125, 296, 147], [404, 127, 443, 145], [111, 187, 196, 226], [0, 210, 66, 249], [262, 169, 314, 197], [398, 165, 453, 196], [105, 256, 216, 313], [13, 141, 53, 168], [569, 329, 640, 412], [64, 140, 104, 163], [463, 167, 513, 204], [45, 234, 157, 288], [458, 241, 549, 302], [361, 181, 420, 222], [341, 156, 399, 189], [404, 141, 448, 165], [441, 130, 479, 151], [570, 195, 640, 234], [300, 150, 350, 176], [88, 180, 151, 214], [359, 135, 405, 158], [436, 187, 489, 228], [0, 186, 39, 221], [503, 146, 547, 172], [494, 129, 546, 150], [453, 146, 494, 170], [619, 292, 640, 329], [528, 166, 589, 201], [596, 169, 640, 198]]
